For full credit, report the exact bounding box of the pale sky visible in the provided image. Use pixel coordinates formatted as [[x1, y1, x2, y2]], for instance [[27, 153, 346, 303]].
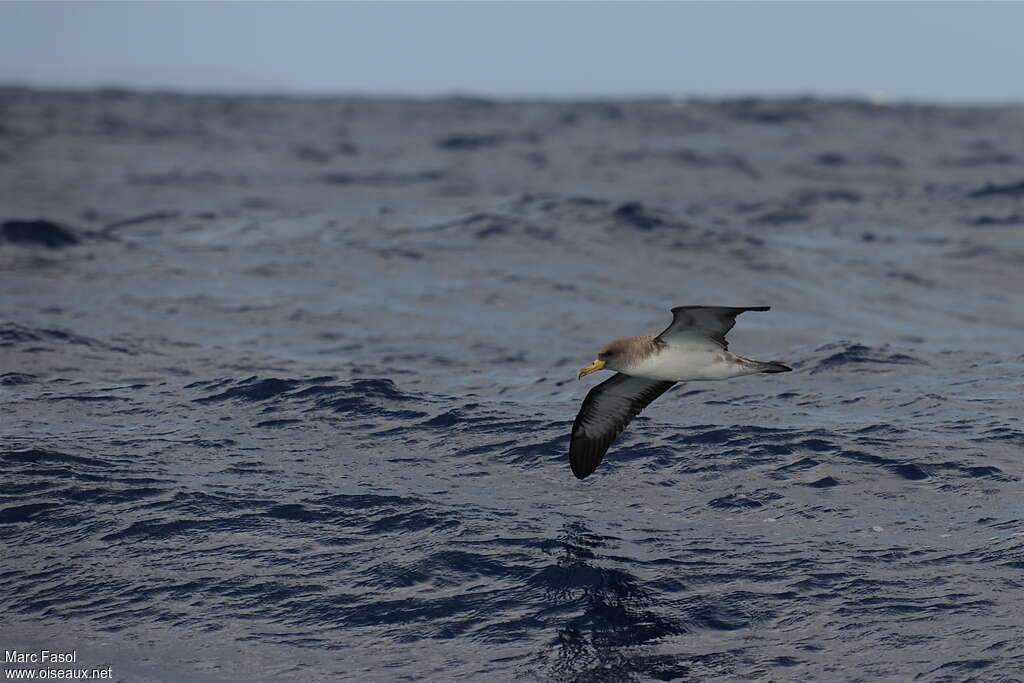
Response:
[[3, 2, 1023, 102]]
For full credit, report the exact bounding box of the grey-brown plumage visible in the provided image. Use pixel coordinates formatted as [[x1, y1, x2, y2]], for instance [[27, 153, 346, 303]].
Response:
[[569, 373, 675, 479], [662, 305, 769, 349], [569, 305, 791, 479]]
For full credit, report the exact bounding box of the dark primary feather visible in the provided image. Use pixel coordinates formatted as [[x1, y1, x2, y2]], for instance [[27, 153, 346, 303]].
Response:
[[569, 373, 676, 479], [657, 305, 770, 349]]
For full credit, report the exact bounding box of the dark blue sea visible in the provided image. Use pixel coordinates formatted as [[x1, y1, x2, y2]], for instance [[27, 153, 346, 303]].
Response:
[[2, 90, 1023, 681]]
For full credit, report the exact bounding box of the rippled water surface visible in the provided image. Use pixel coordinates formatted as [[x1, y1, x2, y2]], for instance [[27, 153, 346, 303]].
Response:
[[2, 90, 1024, 681]]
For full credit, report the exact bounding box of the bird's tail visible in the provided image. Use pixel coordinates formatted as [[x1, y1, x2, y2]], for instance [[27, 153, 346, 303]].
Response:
[[754, 360, 792, 373], [736, 355, 792, 373]]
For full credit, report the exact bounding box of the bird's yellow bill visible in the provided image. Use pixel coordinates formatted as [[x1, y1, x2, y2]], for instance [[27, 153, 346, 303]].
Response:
[[577, 359, 605, 380]]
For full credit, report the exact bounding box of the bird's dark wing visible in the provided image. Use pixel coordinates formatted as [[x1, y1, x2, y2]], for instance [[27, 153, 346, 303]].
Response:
[[655, 305, 770, 349], [569, 373, 676, 479]]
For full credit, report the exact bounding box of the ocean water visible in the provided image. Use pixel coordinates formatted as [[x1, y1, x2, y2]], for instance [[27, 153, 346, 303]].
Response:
[[2, 90, 1024, 682]]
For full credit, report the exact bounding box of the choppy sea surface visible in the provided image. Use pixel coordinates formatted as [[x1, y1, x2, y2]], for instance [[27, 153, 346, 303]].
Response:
[[2, 89, 1024, 682]]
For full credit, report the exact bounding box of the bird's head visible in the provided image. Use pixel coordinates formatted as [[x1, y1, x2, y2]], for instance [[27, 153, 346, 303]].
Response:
[[577, 339, 631, 380]]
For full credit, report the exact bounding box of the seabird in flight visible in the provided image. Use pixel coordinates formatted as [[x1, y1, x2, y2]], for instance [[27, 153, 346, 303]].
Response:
[[570, 305, 791, 479]]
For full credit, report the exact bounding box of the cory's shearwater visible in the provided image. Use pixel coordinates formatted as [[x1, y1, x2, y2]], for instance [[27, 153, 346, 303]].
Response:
[[570, 305, 791, 479]]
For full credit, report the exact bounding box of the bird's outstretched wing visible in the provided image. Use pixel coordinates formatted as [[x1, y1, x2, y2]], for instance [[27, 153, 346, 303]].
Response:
[[569, 373, 676, 479], [655, 305, 770, 349]]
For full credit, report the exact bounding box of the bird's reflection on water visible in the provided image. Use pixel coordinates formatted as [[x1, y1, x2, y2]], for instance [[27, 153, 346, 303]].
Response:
[[526, 521, 691, 682]]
